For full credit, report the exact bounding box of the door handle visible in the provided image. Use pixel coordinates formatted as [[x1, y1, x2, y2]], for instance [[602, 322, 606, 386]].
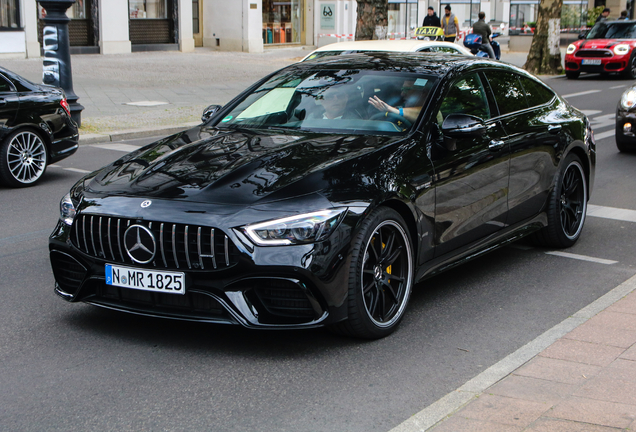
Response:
[[548, 125, 562, 134], [489, 140, 505, 151]]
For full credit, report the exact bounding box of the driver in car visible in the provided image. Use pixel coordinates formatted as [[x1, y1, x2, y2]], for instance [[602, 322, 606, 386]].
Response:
[[367, 79, 426, 123], [315, 87, 363, 120]]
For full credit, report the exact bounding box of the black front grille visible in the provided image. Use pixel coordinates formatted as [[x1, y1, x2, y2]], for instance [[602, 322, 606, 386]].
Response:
[[70, 214, 239, 271], [576, 50, 612, 58], [50, 251, 87, 295]]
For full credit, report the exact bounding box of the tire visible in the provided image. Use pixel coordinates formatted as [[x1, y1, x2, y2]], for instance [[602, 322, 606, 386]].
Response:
[[624, 52, 636, 79], [329, 207, 414, 339], [565, 71, 580, 79], [532, 154, 587, 248], [0, 129, 48, 187]]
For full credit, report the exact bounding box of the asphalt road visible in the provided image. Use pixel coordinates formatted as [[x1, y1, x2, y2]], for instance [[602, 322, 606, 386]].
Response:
[[2, 72, 636, 432]]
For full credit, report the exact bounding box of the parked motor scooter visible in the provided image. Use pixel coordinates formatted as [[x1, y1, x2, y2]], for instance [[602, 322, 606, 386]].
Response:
[[463, 33, 501, 60]]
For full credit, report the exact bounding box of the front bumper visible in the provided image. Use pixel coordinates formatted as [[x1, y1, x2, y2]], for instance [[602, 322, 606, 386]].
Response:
[[616, 109, 636, 147], [565, 53, 631, 73], [49, 209, 359, 329]]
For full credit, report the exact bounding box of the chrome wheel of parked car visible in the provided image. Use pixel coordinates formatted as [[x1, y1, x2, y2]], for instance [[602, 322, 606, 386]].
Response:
[[331, 208, 413, 339], [533, 154, 587, 248], [0, 130, 47, 187]]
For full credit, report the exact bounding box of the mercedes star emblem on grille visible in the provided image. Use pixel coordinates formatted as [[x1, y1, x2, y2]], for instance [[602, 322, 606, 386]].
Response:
[[141, 200, 152, 208], [124, 225, 156, 264]]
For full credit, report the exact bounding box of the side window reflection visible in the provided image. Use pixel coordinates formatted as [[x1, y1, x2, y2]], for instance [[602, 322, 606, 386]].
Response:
[[485, 70, 529, 115], [439, 73, 490, 122]]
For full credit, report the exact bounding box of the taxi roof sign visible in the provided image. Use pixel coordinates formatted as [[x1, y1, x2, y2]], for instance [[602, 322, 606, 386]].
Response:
[[415, 26, 444, 37]]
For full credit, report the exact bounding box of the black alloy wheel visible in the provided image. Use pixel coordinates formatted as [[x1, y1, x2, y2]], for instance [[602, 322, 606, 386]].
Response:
[[533, 154, 587, 248], [625, 52, 636, 79], [0, 129, 48, 187], [330, 207, 413, 339], [565, 71, 580, 79]]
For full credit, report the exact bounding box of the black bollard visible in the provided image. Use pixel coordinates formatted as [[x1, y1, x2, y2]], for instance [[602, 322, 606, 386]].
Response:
[[39, 0, 84, 127]]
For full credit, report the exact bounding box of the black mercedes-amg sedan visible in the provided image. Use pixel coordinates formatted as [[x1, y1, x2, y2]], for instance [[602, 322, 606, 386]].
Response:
[[0, 66, 79, 187], [49, 53, 595, 339]]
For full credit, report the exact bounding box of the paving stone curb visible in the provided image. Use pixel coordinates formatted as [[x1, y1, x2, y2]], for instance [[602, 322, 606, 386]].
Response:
[[79, 122, 201, 145]]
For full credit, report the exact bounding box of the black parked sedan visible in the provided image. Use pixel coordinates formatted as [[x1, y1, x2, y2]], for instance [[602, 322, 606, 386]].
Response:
[[0, 66, 79, 187], [49, 54, 595, 339]]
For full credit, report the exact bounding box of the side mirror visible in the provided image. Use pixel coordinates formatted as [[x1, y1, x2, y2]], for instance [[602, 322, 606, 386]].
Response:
[[202, 104, 222, 122], [442, 114, 486, 137], [578, 31, 589, 40]]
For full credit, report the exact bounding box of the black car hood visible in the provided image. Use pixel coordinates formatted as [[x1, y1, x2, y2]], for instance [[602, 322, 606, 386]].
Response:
[[86, 125, 399, 205]]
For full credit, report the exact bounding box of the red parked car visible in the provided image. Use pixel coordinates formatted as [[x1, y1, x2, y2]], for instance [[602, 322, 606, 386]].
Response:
[[565, 20, 636, 79]]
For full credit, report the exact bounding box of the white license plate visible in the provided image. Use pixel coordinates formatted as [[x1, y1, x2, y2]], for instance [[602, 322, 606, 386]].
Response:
[[105, 264, 185, 295], [582, 59, 602, 65]]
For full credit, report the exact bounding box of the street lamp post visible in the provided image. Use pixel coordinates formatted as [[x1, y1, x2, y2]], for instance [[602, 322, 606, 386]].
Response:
[[38, 0, 84, 127]]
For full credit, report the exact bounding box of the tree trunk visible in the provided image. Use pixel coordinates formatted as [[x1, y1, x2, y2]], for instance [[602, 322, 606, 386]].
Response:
[[355, 0, 388, 40], [523, 0, 563, 75]]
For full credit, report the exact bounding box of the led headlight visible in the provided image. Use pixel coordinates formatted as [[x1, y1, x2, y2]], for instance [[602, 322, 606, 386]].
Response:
[[614, 44, 631, 55], [59, 193, 76, 225], [566, 44, 577, 55], [621, 89, 636, 110], [242, 209, 347, 246]]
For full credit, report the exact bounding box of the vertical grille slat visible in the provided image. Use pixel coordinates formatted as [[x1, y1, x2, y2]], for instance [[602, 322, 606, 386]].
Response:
[[184, 225, 192, 269], [224, 235, 230, 267], [172, 224, 179, 269], [90, 216, 97, 256], [160, 223, 168, 267], [117, 219, 124, 262], [197, 227, 204, 270], [107, 218, 115, 261], [70, 216, 237, 271], [82, 215, 89, 253], [98, 217, 105, 259], [211, 228, 217, 269]]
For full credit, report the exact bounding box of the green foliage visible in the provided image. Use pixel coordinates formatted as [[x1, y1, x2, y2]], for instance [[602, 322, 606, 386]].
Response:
[[526, 21, 536, 27], [586, 5, 606, 27], [561, 4, 584, 28]]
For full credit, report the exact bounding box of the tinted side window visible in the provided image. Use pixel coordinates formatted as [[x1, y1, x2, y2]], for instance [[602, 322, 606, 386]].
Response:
[[518, 76, 555, 107], [439, 73, 491, 121], [485, 71, 528, 115], [0, 75, 13, 93]]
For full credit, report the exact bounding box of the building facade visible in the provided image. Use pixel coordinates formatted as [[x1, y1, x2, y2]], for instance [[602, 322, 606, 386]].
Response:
[[0, 0, 620, 58]]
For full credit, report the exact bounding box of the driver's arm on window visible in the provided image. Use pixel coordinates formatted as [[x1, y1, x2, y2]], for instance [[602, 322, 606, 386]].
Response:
[[368, 95, 422, 122]]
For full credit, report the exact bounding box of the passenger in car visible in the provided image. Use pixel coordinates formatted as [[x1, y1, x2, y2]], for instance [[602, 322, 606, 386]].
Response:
[[314, 87, 363, 119], [367, 79, 426, 122]]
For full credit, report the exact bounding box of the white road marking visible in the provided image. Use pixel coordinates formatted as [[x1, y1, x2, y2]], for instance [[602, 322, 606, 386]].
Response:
[[562, 89, 602, 98], [610, 84, 628, 89], [581, 110, 602, 116], [590, 113, 615, 130], [588, 204, 636, 223], [545, 251, 618, 265], [594, 129, 615, 140], [90, 143, 141, 152], [124, 101, 169, 107], [63, 167, 91, 174]]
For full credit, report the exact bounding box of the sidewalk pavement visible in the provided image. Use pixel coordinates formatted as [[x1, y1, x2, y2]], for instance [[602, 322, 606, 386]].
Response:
[[0, 45, 533, 145], [392, 274, 636, 432]]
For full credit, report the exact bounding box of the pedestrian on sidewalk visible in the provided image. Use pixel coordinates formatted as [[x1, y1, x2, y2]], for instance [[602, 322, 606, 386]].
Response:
[[472, 11, 495, 59], [619, 10, 629, 19], [596, 7, 610, 23], [441, 5, 460, 42], [422, 6, 441, 27]]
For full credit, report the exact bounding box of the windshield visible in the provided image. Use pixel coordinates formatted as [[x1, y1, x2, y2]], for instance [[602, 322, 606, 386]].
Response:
[[587, 21, 636, 39], [216, 68, 438, 135]]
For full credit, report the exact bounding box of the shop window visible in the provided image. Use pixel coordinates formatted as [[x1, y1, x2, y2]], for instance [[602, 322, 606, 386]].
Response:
[[509, 3, 538, 34], [388, 1, 418, 38], [130, 0, 169, 19], [38, 1, 97, 47], [263, 0, 301, 44], [1, 0, 21, 29], [561, 2, 587, 30]]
